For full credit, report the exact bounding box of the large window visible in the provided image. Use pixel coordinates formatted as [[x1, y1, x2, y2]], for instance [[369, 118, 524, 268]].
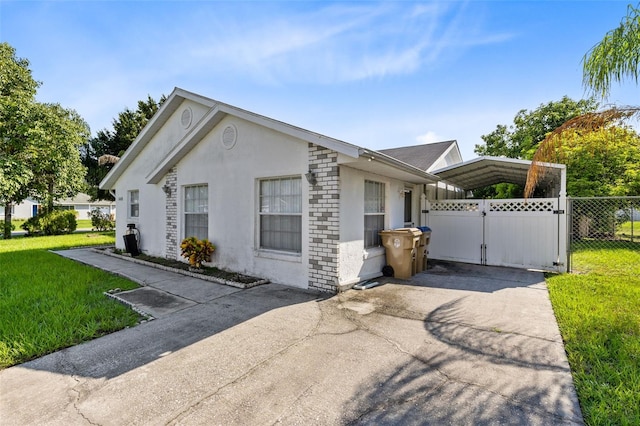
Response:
[[128, 190, 139, 218], [364, 180, 385, 248], [259, 177, 302, 253], [184, 185, 208, 240]]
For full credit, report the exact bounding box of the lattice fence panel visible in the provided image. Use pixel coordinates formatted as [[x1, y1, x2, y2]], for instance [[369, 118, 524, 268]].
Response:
[[430, 201, 479, 212], [489, 200, 555, 212]]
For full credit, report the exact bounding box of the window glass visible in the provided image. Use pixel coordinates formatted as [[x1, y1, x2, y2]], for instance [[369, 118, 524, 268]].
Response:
[[128, 190, 139, 218], [259, 177, 302, 253], [364, 180, 385, 248], [185, 185, 208, 240]]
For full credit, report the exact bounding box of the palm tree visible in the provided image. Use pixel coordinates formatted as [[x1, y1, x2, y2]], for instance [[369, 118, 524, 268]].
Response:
[[525, 4, 640, 197]]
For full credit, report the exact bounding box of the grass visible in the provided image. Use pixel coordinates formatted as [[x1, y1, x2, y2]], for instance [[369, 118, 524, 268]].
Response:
[[0, 232, 140, 369], [547, 243, 640, 425], [616, 221, 638, 242]]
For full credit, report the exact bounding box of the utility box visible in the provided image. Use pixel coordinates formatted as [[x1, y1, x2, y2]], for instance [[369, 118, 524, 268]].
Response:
[[379, 228, 422, 279], [416, 226, 432, 272]]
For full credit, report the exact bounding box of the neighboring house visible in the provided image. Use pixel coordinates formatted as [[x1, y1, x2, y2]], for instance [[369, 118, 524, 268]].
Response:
[[0, 193, 115, 220], [0, 199, 38, 220], [100, 87, 452, 292], [56, 193, 116, 220]]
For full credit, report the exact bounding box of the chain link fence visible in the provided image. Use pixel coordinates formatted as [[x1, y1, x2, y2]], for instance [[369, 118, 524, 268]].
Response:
[[567, 196, 640, 271]]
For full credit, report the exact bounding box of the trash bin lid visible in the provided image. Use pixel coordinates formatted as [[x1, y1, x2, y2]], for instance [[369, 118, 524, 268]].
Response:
[[417, 226, 431, 232], [394, 227, 422, 237]]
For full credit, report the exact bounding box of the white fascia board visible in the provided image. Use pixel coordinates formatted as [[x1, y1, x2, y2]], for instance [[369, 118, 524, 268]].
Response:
[[99, 87, 215, 189], [426, 140, 462, 172]]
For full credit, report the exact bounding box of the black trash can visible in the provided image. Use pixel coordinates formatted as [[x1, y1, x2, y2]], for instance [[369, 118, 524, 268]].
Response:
[[123, 233, 140, 256]]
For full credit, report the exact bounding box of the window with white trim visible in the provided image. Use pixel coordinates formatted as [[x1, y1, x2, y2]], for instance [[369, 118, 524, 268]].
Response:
[[184, 185, 208, 240], [364, 180, 385, 248], [259, 177, 302, 253], [128, 190, 139, 218]]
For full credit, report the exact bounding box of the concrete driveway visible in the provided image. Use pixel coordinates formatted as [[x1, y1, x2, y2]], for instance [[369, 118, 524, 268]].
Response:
[[0, 253, 582, 425]]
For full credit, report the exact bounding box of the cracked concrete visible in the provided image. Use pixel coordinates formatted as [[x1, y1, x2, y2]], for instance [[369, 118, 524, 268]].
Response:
[[0, 251, 582, 425]]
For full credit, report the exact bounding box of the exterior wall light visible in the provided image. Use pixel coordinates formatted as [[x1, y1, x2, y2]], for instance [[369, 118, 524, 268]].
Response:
[[305, 170, 317, 185], [162, 184, 171, 196]]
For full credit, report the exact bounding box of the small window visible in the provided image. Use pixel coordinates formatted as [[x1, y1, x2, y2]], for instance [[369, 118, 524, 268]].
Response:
[[259, 177, 302, 253], [128, 190, 139, 218], [364, 180, 385, 248], [184, 185, 208, 240]]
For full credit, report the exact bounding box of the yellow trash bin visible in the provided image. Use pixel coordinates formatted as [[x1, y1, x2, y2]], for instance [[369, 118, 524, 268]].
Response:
[[379, 228, 422, 279]]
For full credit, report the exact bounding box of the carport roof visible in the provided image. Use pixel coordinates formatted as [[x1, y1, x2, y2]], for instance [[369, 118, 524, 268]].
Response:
[[431, 156, 565, 192]]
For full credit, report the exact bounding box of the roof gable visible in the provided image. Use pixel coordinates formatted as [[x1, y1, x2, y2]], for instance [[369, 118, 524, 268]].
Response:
[[101, 87, 365, 188], [100, 87, 441, 189], [379, 140, 460, 172]]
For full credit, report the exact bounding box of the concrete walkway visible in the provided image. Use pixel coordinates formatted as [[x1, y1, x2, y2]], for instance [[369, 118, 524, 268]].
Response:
[[0, 250, 583, 425]]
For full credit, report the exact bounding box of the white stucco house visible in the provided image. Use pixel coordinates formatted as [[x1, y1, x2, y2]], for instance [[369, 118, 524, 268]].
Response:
[[100, 88, 465, 292], [0, 193, 115, 220]]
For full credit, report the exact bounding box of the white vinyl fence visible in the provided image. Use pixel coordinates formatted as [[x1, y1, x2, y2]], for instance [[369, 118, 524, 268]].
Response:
[[424, 198, 567, 272]]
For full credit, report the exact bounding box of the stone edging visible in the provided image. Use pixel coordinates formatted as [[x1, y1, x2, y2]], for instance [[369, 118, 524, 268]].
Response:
[[103, 291, 156, 322], [91, 248, 270, 289]]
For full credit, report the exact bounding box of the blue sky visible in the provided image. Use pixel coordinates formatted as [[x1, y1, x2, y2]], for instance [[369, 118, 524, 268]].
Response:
[[1, 1, 636, 161]]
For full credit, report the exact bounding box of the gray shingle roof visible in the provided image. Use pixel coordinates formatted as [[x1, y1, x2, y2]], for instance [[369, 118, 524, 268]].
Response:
[[379, 140, 456, 171]]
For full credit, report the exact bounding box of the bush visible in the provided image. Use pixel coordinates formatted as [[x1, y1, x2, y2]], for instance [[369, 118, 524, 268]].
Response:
[[21, 216, 42, 235], [90, 208, 115, 231], [180, 236, 215, 269], [22, 210, 77, 236]]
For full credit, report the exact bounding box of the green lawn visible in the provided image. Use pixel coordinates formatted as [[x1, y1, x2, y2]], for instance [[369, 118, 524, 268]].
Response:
[[547, 243, 640, 425], [616, 221, 638, 242], [0, 233, 140, 369]]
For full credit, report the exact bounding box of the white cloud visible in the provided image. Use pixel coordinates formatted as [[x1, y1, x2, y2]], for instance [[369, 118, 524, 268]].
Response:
[[416, 131, 441, 144], [175, 2, 512, 85]]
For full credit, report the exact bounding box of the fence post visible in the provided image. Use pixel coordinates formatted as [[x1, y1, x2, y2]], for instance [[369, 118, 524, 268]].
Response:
[[557, 194, 568, 272]]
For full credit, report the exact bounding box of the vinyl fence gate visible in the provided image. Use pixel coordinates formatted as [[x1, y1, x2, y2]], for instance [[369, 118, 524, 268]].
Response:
[[424, 198, 566, 272]]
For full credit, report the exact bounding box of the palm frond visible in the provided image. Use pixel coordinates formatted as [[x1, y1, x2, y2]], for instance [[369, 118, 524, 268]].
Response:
[[97, 154, 120, 166], [525, 106, 640, 198]]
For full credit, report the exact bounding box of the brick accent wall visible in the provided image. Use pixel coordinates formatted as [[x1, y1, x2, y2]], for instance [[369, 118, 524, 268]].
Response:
[[165, 166, 178, 259], [308, 143, 340, 292]]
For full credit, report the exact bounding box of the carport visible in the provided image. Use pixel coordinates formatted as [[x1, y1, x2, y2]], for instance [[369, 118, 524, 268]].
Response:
[[426, 157, 567, 272]]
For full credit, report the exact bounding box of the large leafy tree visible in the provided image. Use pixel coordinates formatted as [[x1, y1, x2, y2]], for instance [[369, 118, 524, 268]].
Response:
[[30, 103, 90, 211], [0, 44, 39, 233], [473, 97, 597, 198], [0, 42, 88, 238], [82, 95, 165, 200], [475, 96, 598, 160]]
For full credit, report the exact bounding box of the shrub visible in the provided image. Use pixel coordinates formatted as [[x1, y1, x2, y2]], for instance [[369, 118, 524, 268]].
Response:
[[180, 236, 215, 269], [21, 216, 42, 235], [90, 208, 115, 231], [22, 210, 77, 236]]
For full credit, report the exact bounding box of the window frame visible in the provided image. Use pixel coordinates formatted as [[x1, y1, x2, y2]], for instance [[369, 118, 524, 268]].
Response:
[[128, 190, 139, 219], [364, 180, 386, 249], [184, 184, 209, 240], [258, 176, 303, 254]]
